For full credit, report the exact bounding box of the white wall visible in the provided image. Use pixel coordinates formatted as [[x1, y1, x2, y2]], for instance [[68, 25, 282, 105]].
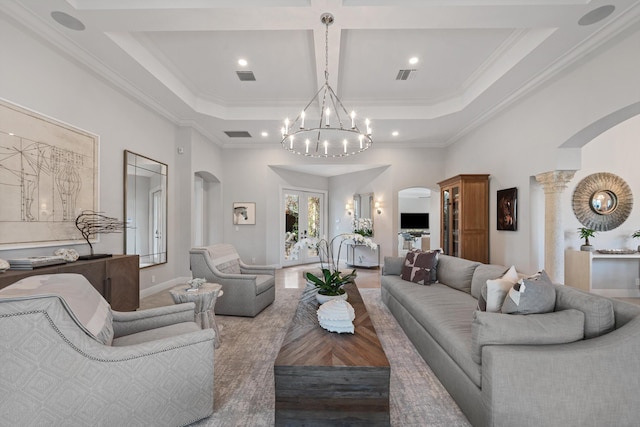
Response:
[[0, 15, 184, 291], [444, 24, 640, 273]]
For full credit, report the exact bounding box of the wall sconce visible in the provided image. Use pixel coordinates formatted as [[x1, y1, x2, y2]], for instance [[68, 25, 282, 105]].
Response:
[[345, 203, 352, 215], [375, 201, 382, 215]]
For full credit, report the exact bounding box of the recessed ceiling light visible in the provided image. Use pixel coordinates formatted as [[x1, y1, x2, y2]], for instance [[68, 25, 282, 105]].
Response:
[[51, 11, 85, 31], [238, 59, 248, 67], [409, 57, 419, 65], [392, 131, 399, 137], [261, 131, 268, 137]]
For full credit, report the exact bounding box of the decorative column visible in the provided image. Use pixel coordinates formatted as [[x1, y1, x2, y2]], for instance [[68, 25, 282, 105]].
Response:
[[534, 170, 576, 283]]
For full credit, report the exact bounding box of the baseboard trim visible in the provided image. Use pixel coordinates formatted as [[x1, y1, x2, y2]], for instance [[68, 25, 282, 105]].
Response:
[[140, 276, 191, 299]]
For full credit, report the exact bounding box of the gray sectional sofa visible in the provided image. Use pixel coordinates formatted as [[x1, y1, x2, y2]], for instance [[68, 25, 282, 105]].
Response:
[[381, 254, 640, 427]]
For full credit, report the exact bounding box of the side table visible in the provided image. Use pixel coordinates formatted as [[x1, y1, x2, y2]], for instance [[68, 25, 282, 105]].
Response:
[[169, 283, 223, 348]]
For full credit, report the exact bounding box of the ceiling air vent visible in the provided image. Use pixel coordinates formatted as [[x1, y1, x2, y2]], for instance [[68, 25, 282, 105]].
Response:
[[236, 71, 256, 81], [224, 131, 252, 138], [396, 69, 417, 81]]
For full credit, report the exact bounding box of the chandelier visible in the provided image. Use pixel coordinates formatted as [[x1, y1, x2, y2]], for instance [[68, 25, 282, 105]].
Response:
[[281, 13, 372, 157]]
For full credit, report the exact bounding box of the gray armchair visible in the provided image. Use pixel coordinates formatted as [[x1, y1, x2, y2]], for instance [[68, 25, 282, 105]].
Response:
[[190, 244, 276, 317], [0, 273, 215, 427]]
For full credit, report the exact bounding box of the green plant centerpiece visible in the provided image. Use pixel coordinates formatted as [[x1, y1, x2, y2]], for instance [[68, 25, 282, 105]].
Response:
[[578, 227, 596, 252], [293, 233, 377, 301]]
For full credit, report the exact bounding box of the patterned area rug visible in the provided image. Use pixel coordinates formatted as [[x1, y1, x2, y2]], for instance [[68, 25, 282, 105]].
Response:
[[189, 287, 470, 426]]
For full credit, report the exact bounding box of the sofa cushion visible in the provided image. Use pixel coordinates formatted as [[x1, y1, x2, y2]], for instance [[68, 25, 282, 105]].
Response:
[[501, 271, 556, 315], [0, 273, 114, 345], [401, 250, 439, 285], [471, 263, 509, 300], [479, 266, 520, 312], [382, 256, 404, 276], [206, 244, 241, 274], [255, 274, 275, 295], [382, 278, 481, 386], [112, 322, 201, 346], [436, 255, 481, 294], [471, 309, 585, 364], [554, 285, 615, 339]]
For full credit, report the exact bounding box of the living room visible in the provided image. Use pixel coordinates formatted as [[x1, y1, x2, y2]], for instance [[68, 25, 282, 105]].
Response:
[[1, 1, 640, 425]]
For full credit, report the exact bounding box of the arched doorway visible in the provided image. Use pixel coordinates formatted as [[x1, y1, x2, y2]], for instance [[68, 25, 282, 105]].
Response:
[[194, 171, 222, 247], [397, 187, 431, 256]]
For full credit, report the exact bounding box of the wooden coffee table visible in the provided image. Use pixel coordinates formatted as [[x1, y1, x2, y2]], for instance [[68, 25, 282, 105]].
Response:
[[274, 282, 390, 426]]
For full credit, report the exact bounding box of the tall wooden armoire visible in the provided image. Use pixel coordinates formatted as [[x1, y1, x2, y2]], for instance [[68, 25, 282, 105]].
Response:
[[438, 174, 489, 263]]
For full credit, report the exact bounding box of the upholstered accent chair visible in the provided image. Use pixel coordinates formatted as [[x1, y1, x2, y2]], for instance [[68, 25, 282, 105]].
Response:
[[0, 274, 215, 427], [189, 244, 276, 317]]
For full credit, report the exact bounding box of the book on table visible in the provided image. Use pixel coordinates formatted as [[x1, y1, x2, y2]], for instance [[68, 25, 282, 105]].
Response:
[[8, 256, 67, 270]]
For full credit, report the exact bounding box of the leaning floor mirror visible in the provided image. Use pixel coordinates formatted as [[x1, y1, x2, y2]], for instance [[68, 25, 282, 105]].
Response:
[[124, 150, 168, 268]]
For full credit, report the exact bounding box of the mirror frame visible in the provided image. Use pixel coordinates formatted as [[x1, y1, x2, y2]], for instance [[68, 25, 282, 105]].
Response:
[[353, 192, 374, 236], [124, 150, 168, 268], [572, 172, 633, 231]]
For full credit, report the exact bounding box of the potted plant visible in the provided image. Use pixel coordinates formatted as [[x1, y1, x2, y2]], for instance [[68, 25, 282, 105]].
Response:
[[632, 230, 640, 252], [293, 234, 376, 303], [578, 227, 596, 251]]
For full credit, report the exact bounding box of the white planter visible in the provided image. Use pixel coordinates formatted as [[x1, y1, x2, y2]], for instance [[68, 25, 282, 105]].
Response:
[[316, 291, 348, 305]]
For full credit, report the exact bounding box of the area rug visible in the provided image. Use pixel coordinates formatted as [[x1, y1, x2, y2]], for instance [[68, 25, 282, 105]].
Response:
[[188, 288, 470, 426]]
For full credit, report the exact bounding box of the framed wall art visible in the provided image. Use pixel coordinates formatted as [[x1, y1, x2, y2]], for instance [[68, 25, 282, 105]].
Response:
[[0, 98, 99, 249], [233, 202, 256, 225], [497, 187, 517, 231]]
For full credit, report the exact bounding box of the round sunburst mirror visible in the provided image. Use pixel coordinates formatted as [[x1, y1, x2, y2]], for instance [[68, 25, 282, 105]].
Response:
[[572, 172, 633, 231]]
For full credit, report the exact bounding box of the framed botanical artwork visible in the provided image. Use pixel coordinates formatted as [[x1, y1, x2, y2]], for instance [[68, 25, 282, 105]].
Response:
[[497, 187, 517, 231], [233, 202, 256, 225], [0, 98, 99, 249]]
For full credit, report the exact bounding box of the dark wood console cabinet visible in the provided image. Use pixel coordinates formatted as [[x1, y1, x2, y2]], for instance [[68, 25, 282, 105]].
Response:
[[0, 255, 140, 311]]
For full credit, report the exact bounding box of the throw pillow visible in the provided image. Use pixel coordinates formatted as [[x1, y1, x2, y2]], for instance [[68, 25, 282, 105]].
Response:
[[401, 250, 439, 285], [477, 266, 519, 312], [501, 270, 556, 315], [471, 309, 585, 364]]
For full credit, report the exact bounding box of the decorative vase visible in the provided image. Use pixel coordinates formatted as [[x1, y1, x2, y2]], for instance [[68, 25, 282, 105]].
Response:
[[316, 291, 348, 305], [580, 244, 594, 252]]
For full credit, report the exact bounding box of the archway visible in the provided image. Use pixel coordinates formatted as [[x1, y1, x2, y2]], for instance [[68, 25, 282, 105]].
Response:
[[194, 171, 222, 247], [397, 187, 432, 255]]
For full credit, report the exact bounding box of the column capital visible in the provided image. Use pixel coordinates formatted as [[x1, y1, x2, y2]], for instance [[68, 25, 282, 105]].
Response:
[[535, 170, 577, 194]]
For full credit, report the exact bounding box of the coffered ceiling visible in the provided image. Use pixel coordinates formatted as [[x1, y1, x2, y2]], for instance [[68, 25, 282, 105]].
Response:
[[2, 0, 639, 149]]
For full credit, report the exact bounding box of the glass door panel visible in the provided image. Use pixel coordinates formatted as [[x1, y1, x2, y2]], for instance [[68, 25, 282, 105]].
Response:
[[452, 187, 460, 257], [283, 190, 325, 266], [442, 189, 450, 255]]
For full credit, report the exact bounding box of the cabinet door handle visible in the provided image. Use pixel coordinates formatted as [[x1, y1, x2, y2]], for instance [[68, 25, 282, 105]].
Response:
[[105, 277, 112, 302]]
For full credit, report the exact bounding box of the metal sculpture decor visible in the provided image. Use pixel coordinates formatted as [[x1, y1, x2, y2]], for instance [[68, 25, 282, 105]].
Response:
[[572, 172, 633, 231], [75, 210, 126, 260]]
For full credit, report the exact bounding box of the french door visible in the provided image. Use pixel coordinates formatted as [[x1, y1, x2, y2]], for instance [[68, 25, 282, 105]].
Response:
[[282, 189, 325, 266]]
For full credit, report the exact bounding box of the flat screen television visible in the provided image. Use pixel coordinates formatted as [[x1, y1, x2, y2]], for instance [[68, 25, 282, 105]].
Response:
[[401, 213, 429, 229]]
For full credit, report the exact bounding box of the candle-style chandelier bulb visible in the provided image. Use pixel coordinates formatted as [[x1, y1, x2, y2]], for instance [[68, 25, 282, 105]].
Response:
[[280, 12, 372, 157]]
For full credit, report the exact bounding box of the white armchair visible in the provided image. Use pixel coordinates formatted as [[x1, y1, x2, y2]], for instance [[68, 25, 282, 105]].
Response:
[[0, 273, 215, 427], [190, 244, 276, 317]]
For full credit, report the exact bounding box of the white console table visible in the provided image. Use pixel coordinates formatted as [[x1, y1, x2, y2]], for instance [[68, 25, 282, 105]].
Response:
[[346, 243, 380, 268], [564, 250, 640, 297]]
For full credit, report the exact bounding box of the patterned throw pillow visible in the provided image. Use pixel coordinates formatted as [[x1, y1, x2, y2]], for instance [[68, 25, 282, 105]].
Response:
[[477, 265, 519, 312], [501, 270, 556, 315], [401, 250, 439, 285]]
